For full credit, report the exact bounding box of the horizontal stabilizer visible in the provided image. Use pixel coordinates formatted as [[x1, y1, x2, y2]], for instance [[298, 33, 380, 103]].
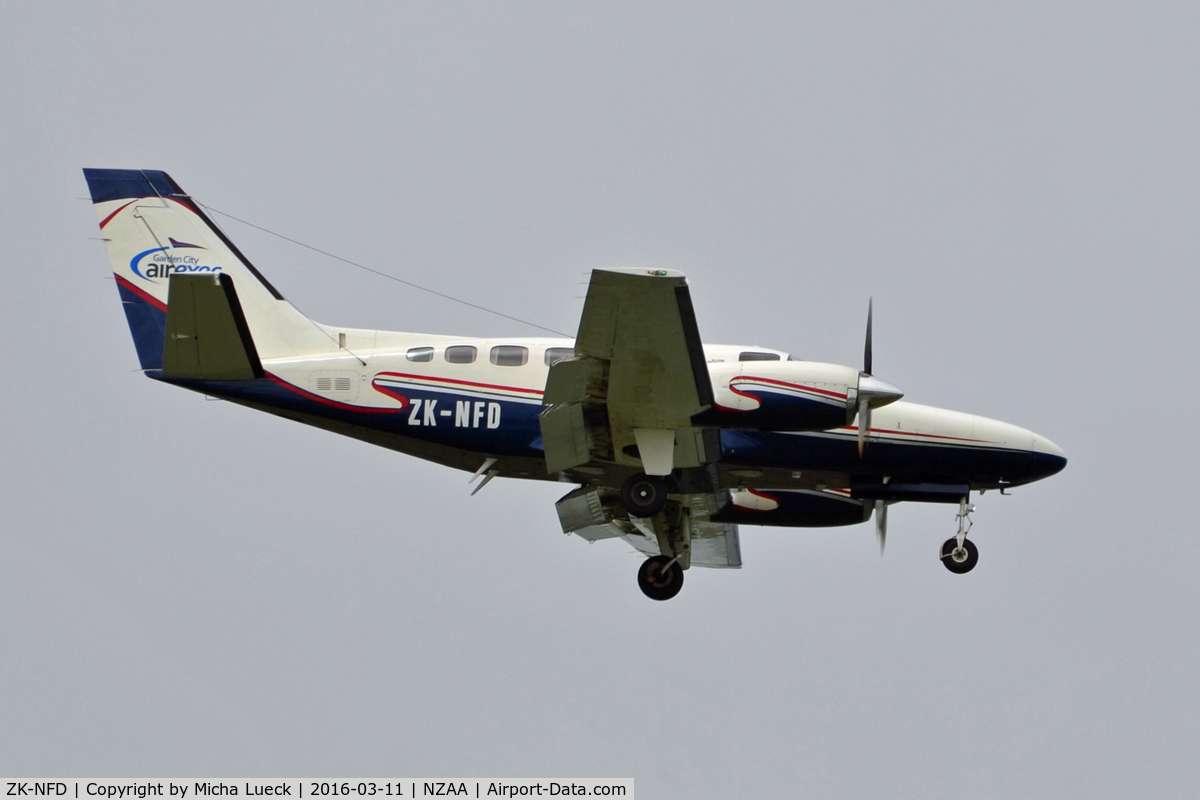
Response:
[[162, 273, 263, 380]]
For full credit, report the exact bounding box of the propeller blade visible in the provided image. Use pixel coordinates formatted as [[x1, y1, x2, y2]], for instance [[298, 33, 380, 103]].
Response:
[[863, 298, 873, 376], [875, 499, 887, 555], [857, 399, 871, 457]]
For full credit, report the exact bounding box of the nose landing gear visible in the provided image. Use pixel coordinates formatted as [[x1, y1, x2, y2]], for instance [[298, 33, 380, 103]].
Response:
[[638, 555, 685, 601], [941, 498, 979, 574]]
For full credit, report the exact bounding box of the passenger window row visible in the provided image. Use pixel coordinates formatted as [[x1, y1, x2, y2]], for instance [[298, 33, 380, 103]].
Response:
[[404, 345, 577, 367]]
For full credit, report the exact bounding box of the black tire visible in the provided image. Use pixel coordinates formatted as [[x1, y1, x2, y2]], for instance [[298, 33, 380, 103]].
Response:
[[637, 555, 685, 601], [941, 537, 979, 574], [621, 473, 667, 517]]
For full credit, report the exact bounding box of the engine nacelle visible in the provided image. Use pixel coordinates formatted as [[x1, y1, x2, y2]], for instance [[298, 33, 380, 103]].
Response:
[[694, 360, 862, 432], [712, 488, 871, 527]]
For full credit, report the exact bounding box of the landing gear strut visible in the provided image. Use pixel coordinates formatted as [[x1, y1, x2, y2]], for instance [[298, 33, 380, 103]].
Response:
[[941, 498, 979, 574], [637, 555, 685, 601], [621, 473, 667, 517]]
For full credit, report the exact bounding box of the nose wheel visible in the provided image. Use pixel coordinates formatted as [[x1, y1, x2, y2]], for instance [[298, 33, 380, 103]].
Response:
[[941, 537, 979, 573], [637, 555, 685, 601], [940, 498, 979, 574]]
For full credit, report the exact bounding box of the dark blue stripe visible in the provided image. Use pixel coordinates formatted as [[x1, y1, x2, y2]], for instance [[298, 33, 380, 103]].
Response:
[[163, 376, 548, 459], [694, 390, 846, 432], [115, 282, 166, 370], [720, 429, 1066, 487]]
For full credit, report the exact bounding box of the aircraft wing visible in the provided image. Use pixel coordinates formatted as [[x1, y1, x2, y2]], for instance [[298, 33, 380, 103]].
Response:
[[540, 268, 717, 475]]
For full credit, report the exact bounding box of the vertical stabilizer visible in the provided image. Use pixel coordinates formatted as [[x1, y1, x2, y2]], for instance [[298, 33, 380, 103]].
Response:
[[84, 168, 333, 370]]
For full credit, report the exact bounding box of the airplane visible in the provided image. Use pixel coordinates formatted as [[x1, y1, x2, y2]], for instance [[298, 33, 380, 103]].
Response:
[[83, 168, 1067, 600]]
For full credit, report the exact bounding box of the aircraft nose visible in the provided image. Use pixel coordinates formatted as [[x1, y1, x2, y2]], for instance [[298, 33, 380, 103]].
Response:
[[1027, 432, 1068, 479]]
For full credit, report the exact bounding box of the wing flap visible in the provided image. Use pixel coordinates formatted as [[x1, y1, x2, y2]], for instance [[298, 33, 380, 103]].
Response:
[[689, 520, 743, 568], [559, 269, 716, 472], [580, 269, 711, 428], [620, 520, 742, 568]]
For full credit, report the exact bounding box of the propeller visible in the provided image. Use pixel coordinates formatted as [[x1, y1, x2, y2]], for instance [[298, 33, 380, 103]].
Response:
[[864, 297, 873, 376], [858, 300, 873, 456], [874, 499, 888, 555], [854, 299, 903, 456]]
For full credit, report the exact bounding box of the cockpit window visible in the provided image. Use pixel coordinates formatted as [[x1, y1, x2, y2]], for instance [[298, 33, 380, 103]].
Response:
[[444, 345, 477, 364], [406, 346, 434, 362], [490, 345, 528, 367], [544, 347, 574, 366], [739, 351, 781, 362]]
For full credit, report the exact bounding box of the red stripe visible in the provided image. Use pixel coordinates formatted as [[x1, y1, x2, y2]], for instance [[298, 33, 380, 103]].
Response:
[[731, 375, 848, 400], [715, 376, 846, 413], [98, 200, 136, 230], [370, 380, 410, 409], [839, 425, 985, 444], [100, 197, 194, 231], [114, 274, 167, 312], [723, 383, 762, 411], [266, 373, 400, 413], [373, 371, 544, 396], [733, 488, 780, 512], [165, 196, 198, 214]]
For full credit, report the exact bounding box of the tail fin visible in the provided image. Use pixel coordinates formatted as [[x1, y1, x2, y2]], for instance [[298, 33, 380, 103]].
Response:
[[84, 168, 332, 370]]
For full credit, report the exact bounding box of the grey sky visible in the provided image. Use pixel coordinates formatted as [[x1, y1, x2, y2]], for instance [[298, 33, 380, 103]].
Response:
[[2, 2, 1197, 797]]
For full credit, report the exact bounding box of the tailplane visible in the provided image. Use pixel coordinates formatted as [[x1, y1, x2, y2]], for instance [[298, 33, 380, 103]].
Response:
[[84, 168, 332, 371]]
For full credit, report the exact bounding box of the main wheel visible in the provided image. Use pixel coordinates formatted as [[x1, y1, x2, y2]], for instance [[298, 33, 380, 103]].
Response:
[[637, 555, 685, 601], [941, 537, 979, 574], [621, 473, 667, 517]]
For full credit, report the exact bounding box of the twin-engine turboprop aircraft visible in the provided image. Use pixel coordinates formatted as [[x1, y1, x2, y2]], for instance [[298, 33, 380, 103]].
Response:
[[84, 168, 1067, 600]]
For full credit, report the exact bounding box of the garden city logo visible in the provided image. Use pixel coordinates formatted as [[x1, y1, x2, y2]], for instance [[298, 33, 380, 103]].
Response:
[[129, 238, 225, 283]]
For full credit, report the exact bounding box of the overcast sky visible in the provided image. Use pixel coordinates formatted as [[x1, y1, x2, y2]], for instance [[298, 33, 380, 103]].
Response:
[[2, 2, 1197, 797]]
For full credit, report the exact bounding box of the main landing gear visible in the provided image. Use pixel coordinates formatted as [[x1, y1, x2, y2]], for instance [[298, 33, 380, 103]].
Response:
[[620, 474, 686, 600], [638, 555, 685, 601], [941, 498, 979, 574], [621, 473, 668, 517]]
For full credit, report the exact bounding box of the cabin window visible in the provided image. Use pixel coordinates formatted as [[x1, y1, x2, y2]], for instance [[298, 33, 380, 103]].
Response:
[[406, 346, 434, 362], [739, 351, 780, 362], [544, 347, 574, 366], [490, 345, 528, 366], [444, 345, 477, 364]]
